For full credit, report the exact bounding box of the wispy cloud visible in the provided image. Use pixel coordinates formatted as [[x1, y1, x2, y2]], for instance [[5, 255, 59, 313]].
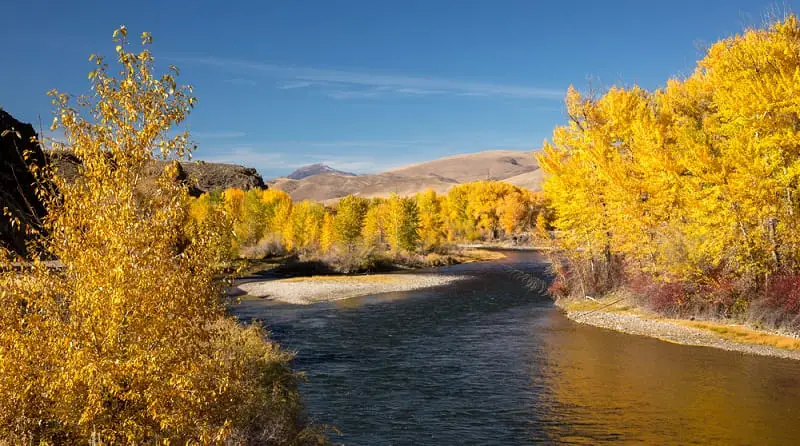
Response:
[[200, 147, 283, 167], [325, 90, 382, 100], [191, 131, 247, 139], [222, 78, 256, 86], [278, 81, 320, 90], [170, 55, 565, 99]]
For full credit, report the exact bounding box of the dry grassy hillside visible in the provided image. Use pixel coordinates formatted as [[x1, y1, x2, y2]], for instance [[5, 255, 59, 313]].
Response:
[[269, 149, 541, 202], [502, 169, 545, 191], [386, 150, 537, 182]]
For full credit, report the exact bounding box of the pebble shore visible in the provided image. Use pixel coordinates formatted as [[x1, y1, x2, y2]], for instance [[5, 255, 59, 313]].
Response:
[[562, 304, 800, 361]]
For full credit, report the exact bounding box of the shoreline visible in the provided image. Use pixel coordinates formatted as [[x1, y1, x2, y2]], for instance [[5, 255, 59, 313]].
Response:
[[233, 272, 466, 305], [556, 297, 800, 361], [229, 247, 505, 305]]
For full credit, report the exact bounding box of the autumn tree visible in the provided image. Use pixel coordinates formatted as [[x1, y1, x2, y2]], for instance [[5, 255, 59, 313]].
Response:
[[539, 15, 800, 322], [333, 195, 368, 251], [320, 212, 335, 253], [416, 189, 446, 251], [362, 200, 387, 248], [284, 200, 326, 252], [384, 194, 420, 253], [0, 28, 313, 444]]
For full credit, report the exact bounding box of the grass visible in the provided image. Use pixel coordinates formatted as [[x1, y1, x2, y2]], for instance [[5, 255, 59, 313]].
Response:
[[677, 320, 800, 351], [458, 248, 508, 262], [557, 294, 634, 313]]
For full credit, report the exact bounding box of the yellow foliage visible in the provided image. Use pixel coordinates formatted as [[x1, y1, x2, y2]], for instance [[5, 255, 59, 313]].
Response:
[[333, 195, 368, 251], [539, 15, 800, 291], [416, 189, 446, 251], [0, 28, 313, 444], [320, 212, 335, 253]]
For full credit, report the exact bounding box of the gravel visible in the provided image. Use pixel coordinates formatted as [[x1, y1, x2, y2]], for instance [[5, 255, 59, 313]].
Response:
[[235, 273, 465, 305], [564, 308, 800, 361]]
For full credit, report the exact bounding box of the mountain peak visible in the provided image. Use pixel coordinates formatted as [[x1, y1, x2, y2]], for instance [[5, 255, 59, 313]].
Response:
[[287, 163, 356, 180]]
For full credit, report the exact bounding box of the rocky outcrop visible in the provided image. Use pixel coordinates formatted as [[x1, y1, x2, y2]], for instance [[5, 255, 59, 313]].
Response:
[[179, 161, 266, 194], [0, 110, 47, 257], [52, 154, 266, 197]]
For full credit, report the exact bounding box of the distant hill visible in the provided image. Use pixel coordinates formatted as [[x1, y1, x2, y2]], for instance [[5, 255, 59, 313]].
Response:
[[269, 150, 541, 202], [502, 169, 545, 191], [287, 163, 355, 180]]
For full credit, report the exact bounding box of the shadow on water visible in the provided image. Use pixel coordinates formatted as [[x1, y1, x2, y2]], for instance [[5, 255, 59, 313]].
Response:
[[232, 251, 800, 445]]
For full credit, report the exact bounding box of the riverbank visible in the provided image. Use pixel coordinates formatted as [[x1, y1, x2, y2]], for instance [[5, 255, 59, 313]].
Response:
[[235, 273, 465, 304], [556, 295, 800, 360], [232, 248, 505, 304]]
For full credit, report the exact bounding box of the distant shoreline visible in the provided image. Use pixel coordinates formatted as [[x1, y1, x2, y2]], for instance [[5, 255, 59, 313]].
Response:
[[455, 243, 549, 251]]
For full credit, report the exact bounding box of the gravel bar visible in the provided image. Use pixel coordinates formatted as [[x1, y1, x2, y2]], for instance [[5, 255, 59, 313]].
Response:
[[564, 308, 800, 361], [235, 273, 465, 305]]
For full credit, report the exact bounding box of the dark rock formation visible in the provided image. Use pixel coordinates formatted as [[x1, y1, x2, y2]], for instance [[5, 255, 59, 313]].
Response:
[[0, 110, 47, 257], [287, 163, 355, 180], [179, 161, 266, 195], [52, 154, 266, 197]]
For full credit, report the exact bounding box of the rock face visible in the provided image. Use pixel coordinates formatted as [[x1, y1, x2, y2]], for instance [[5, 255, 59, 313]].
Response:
[[0, 110, 47, 257], [52, 156, 266, 197], [179, 161, 266, 194], [287, 163, 355, 180]]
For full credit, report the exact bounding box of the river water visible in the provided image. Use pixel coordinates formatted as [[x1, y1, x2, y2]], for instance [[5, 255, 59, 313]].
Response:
[[233, 251, 800, 445]]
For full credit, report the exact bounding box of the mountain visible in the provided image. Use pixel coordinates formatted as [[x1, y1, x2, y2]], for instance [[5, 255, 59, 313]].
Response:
[[269, 150, 540, 202], [287, 163, 355, 180]]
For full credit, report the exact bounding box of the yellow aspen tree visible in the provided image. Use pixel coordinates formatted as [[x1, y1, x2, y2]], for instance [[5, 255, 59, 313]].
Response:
[[320, 212, 335, 253], [333, 195, 368, 252], [362, 201, 387, 249], [499, 191, 527, 236], [0, 28, 311, 443], [385, 194, 420, 253], [416, 189, 445, 251]]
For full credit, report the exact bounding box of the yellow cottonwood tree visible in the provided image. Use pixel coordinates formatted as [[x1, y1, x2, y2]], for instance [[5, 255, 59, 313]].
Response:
[[384, 194, 420, 253], [416, 189, 445, 251], [0, 28, 312, 444], [320, 212, 335, 253], [362, 200, 387, 248], [333, 195, 368, 251], [540, 15, 800, 313]]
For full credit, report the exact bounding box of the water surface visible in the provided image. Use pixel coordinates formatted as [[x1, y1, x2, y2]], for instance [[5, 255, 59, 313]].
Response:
[[233, 251, 800, 445]]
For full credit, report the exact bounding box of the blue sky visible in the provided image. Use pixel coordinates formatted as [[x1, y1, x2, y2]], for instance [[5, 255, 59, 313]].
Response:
[[1, 0, 796, 178]]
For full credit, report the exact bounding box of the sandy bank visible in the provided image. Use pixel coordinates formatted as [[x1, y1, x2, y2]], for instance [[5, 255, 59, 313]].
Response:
[[557, 298, 800, 361], [235, 273, 465, 305]]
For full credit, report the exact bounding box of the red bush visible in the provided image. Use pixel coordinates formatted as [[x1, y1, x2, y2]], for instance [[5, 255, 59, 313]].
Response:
[[548, 277, 570, 299], [765, 274, 800, 314], [649, 282, 689, 314]]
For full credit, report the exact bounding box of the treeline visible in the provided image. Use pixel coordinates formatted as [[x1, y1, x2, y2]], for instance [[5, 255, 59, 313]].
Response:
[[190, 181, 550, 270], [539, 16, 800, 329]]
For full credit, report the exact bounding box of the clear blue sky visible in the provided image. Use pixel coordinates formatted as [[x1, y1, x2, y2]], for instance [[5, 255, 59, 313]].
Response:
[[1, 0, 796, 178]]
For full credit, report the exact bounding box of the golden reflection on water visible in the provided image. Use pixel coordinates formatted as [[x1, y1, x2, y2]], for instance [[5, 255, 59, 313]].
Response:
[[538, 311, 800, 445]]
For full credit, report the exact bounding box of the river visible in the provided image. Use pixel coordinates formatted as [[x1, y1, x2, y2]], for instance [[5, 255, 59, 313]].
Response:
[[233, 251, 800, 445]]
